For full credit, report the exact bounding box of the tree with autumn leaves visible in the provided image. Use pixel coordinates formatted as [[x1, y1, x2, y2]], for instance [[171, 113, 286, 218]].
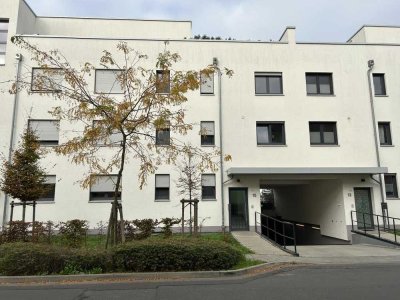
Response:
[[1, 127, 48, 222], [10, 36, 232, 247]]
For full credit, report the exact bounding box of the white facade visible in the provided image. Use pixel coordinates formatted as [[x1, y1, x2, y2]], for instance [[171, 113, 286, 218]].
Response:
[[1, 0, 400, 242]]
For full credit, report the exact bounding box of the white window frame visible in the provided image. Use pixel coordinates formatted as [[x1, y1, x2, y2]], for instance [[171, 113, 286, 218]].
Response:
[[28, 119, 60, 146]]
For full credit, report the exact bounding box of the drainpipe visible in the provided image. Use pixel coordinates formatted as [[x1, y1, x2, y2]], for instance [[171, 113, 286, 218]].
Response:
[[366, 59, 387, 220], [214, 57, 226, 232], [2, 53, 22, 227]]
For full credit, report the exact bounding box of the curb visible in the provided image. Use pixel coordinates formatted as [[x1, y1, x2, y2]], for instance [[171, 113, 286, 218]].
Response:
[[0, 262, 298, 285]]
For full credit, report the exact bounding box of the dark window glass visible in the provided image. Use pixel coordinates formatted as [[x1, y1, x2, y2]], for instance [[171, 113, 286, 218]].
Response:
[[38, 183, 56, 201], [90, 191, 121, 201], [385, 174, 398, 198], [306, 73, 333, 95], [255, 74, 283, 94], [309, 122, 337, 145], [378, 122, 392, 145], [256, 122, 285, 145], [155, 188, 169, 200], [373, 74, 386, 96], [156, 128, 170, 145], [156, 70, 170, 93], [202, 186, 216, 199]]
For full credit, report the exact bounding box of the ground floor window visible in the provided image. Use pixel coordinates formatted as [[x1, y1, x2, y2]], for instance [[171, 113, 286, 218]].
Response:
[[155, 174, 170, 201], [90, 175, 121, 201], [202, 174, 216, 200], [384, 174, 398, 198]]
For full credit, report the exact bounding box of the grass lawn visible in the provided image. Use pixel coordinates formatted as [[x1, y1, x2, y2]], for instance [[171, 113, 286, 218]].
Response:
[[51, 232, 264, 270]]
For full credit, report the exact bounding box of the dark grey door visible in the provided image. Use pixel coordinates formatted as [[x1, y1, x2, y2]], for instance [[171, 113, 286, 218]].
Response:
[[229, 188, 249, 231], [354, 188, 374, 230]]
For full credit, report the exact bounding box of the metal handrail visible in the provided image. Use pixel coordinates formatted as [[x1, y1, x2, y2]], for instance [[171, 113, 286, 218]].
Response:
[[351, 210, 399, 245], [255, 211, 298, 256]]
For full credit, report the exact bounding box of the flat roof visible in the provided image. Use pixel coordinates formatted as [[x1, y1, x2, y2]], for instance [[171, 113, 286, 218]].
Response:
[[227, 167, 388, 176]]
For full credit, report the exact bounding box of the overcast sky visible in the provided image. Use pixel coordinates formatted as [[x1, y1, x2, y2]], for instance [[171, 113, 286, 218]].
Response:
[[25, 0, 400, 42]]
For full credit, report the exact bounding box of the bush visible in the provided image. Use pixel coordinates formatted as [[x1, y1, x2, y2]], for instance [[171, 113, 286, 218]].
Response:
[[160, 218, 181, 238], [123, 219, 159, 241], [113, 239, 243, 272], [0, 221, 49, 244], [58, 219, 88, 248]]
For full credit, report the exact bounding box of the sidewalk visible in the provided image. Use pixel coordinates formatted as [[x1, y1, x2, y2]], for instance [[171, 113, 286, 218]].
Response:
[[232, 231, 400, 265]]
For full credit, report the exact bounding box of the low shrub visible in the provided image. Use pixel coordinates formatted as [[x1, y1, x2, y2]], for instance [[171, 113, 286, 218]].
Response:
[[123, 219, 159, 241], [113, 239, 243, 272], [160, 218, 181, 238], [58, 219, 89, 248]]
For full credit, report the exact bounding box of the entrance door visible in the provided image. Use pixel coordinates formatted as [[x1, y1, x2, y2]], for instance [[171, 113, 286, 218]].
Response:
[[229, 188, 249, 231], [354, 188, 374, 230]]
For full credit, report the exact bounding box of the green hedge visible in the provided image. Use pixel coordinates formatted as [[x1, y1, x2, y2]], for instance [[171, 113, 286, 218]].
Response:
[[113, 239, 243, 272], [0, 239, 243, 276]]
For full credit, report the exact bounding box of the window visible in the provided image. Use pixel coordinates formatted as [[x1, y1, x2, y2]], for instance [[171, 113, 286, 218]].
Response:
[[309, 122, 337, 145], [384, 174, 398, 198], [200, 71, 214, 94], [373, 74, 386, 96], [31, 68, 64, 92], [155, 174, 170, 201], [93, 120, 123, 146], [255, 73, 283, 94], [90, 175, 121, 201], [202, 174, 216, 200], [37, 176, 56, 202], [156, 70, 170, 93], [95, 69, 123, 94], [0, 20, 9, 65], [306, 73, 333, 95], [28, 120, 60, 146], [156, 125, 170, 146], [200, 121, 215, 146], [378, 122, 392, 145], [256, 122, 285, 145]]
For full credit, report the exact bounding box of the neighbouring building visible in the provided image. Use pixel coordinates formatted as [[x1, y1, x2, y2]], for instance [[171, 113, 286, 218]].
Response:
[[1, 0, 400, 244]]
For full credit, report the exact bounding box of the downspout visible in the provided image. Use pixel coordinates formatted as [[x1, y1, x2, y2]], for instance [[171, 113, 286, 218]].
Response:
[[2, 53, 22, 227], [214, 57, 226, 232], [366, 60, 386, 218]]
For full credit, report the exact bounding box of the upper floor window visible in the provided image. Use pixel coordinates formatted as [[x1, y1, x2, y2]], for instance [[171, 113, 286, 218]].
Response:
[[156, 70, 170, 94], [200, 121, 215, 146], [256, 122, 285, 145], [255, 73, 283, 95], [38, 175, 56, 202], [31, 68, 64, 92], [95, 69, 123, 94], [0, 20, 9, 65], [156, 125, 170, 146], [309, 122, 337, 145], [306, 73, 333, 95], [155, 174, 170, 201], [378, 122, 392, 146], [90, 175, 121, 202], [373, 74, 386, 96], [202, 174, 216, 200], [384, 174, 398, 198], [28, 119, 60, 146], [200, 71, 214, 94], [93, 120, 123, 147]]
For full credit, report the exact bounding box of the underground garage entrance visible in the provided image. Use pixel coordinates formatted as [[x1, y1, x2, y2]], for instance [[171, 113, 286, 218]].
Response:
[[259, 178, 350, 246]]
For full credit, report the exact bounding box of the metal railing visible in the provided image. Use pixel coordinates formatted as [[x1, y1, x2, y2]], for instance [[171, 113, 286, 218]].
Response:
[[351, 210, 400, 245], [255, 212, 298, 256]]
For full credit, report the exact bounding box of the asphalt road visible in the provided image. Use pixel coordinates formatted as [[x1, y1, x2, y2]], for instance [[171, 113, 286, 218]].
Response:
[[1, 264, 400, 300]]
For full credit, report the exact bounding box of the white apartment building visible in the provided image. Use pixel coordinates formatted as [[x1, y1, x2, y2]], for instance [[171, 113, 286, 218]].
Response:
[[1, 0, 400, 244]]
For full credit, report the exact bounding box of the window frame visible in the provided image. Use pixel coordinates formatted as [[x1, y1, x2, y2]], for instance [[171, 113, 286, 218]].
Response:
[[155, 174, 170, 201], [156, 70, 171, 94], [31, 67, 64, 93], [305, 73, 334, 95], [384, 174, 398, 199], [155, 126, 171, 146], [200, 71, 214, 95], [373, 73, 387, 96], [201, 173, 216, 200], [254, 72, 283, 95], [256, 121, 286, 146], [89, 174, 121, 202], [309, 122, 338, 145], [37, 175, 56, 202], [200, 121, 215, 146], [378, 122, 392, 146], [94, 69, 124, 94], [28, 119, 60, 146]]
